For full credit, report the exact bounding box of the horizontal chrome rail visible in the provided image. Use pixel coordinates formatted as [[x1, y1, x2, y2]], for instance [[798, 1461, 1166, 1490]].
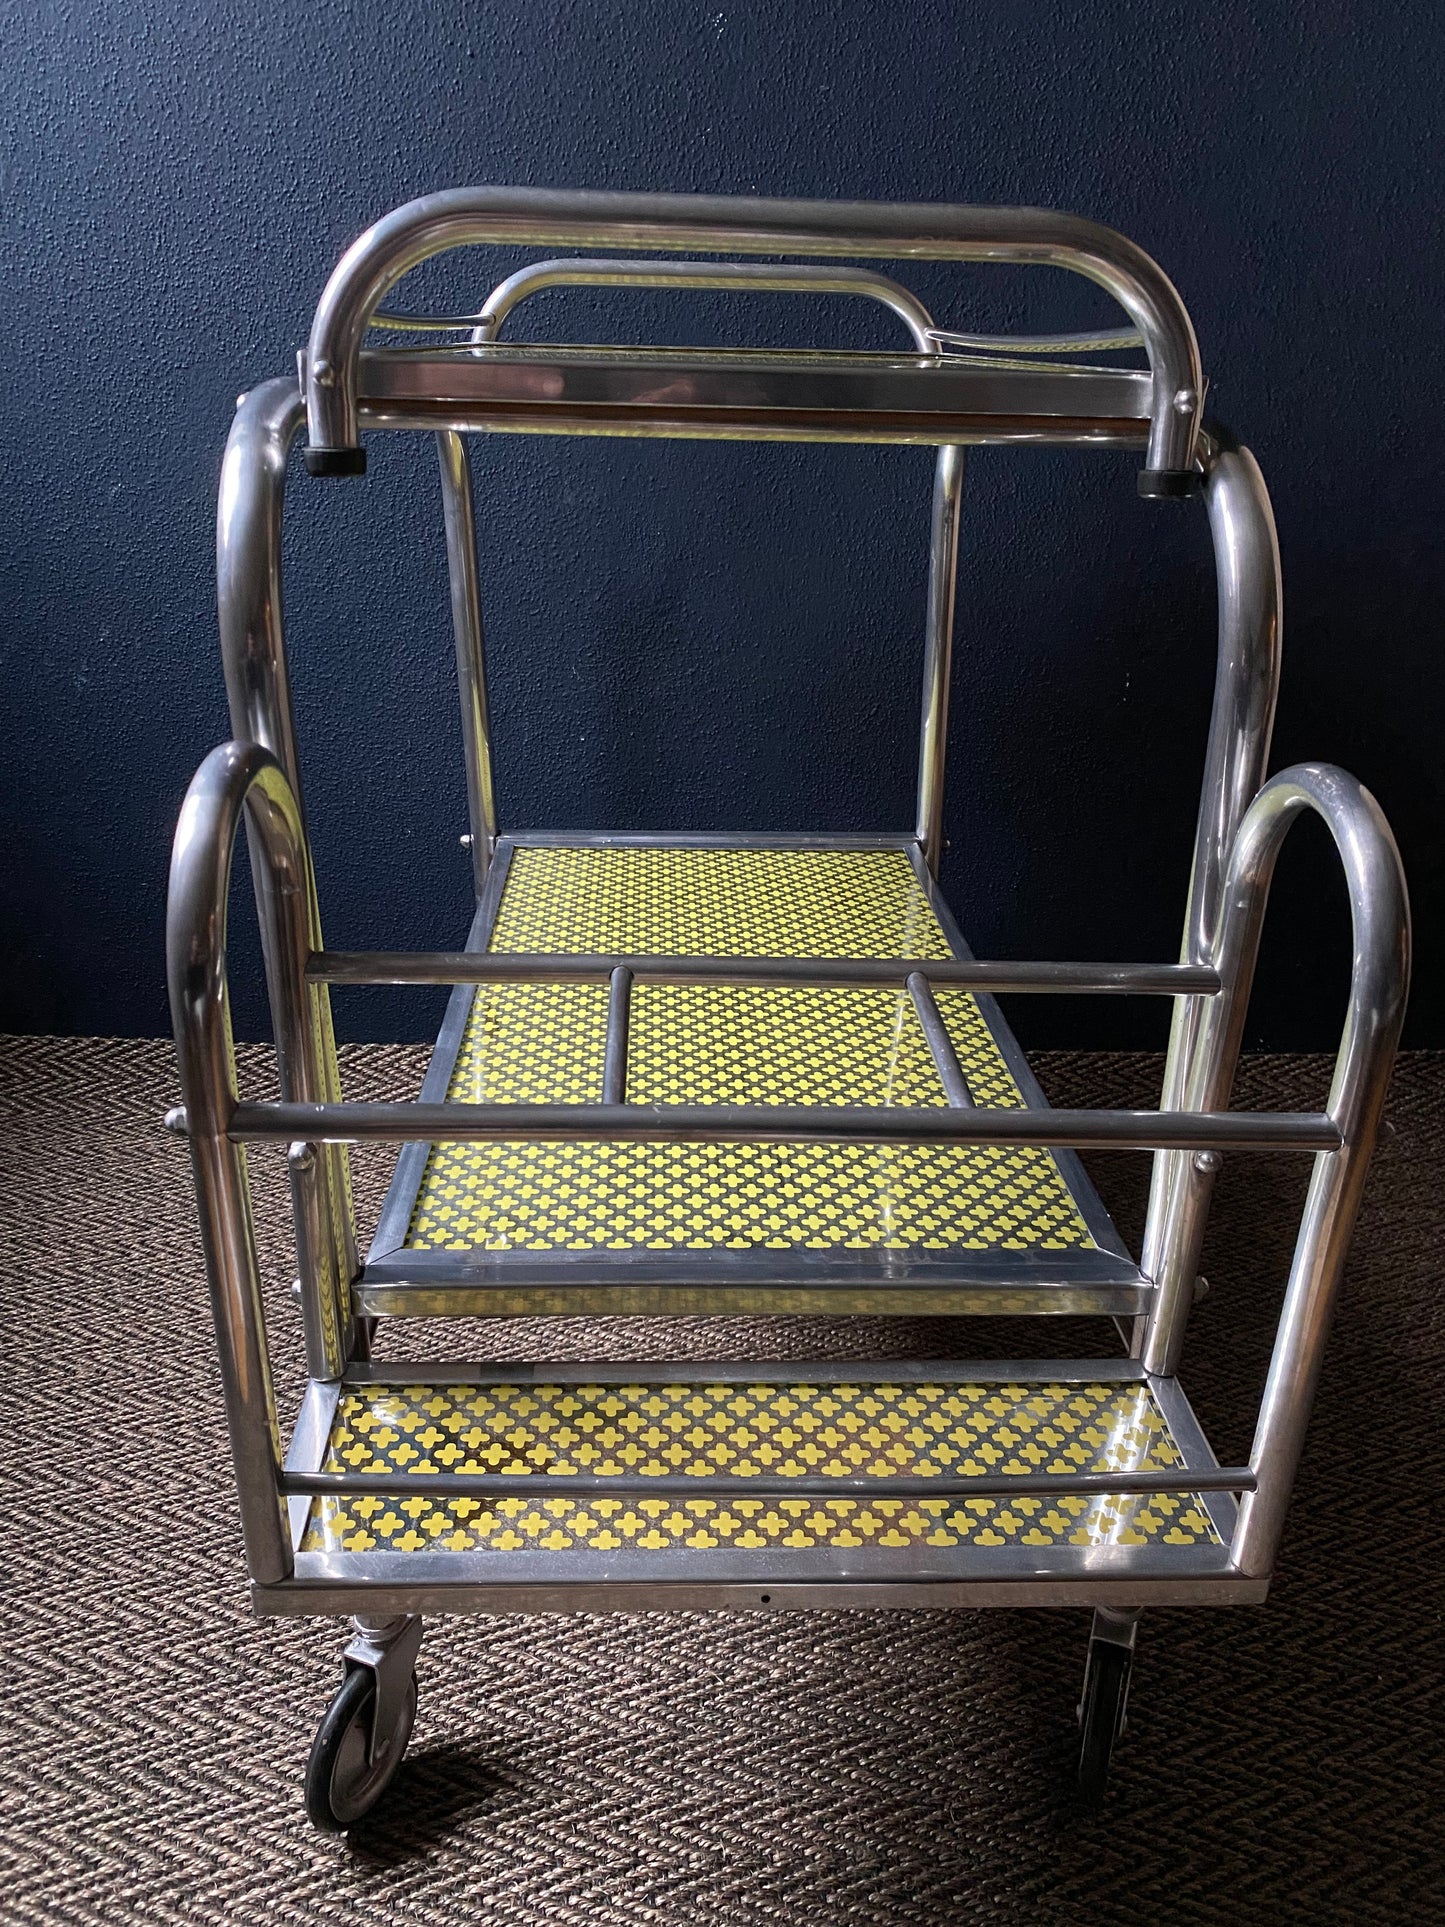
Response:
[[205, 1100, 1339, 1153], [284, 1466, 1254, 1502], [302, 187, 1202, 488], [307, 951, 1220, 994]]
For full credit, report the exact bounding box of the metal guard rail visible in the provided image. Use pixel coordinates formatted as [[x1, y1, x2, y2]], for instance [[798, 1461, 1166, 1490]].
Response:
[[300, 188, 1203, 491], [167, 741, 1407, 1589]]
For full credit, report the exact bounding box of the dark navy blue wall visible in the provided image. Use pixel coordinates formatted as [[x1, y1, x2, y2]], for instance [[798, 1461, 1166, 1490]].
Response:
[[2, 2, 1440, 1049]]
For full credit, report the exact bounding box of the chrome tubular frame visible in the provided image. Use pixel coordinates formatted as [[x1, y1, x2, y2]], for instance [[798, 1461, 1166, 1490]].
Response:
[[169, 730, 1404, 1598], [175, 193, 1409, 1639], [301, 188, 1202, 488]]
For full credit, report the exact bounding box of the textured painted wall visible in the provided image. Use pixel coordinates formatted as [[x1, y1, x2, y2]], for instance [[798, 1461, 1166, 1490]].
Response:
[[1, 1, 1440, 1048]]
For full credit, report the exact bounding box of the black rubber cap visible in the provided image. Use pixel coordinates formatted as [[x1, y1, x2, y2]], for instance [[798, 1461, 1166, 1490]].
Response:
[[305, 446, 368, 478], [1137, 468, 1200, 500]]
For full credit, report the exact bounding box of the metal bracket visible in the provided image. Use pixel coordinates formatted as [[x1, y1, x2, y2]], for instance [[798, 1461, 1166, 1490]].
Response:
[[344, 1613, 423, 1768]]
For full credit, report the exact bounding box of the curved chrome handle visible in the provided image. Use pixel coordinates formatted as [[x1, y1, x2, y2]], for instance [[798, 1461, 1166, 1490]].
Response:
[[303, 187, 1202, 488], [167, 741, 330, 1583], [1135, 761, 1410, 1575], [1188, 763, 1409, 1147], [375, 257, 937, 352]]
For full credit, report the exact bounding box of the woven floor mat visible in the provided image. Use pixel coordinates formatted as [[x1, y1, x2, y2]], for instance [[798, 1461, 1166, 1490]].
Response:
[[1, 1035, 1440, 1924]]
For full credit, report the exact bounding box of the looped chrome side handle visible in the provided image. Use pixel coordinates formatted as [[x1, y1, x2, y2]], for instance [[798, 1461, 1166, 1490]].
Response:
[[302, 187, 1203, 491]]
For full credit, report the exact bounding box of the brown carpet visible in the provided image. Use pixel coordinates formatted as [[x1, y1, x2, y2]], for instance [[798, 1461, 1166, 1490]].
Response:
[[2, 1035, 1441, 1925]]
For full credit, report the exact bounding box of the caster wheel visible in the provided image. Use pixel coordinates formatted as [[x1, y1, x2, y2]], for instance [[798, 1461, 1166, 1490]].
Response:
[[1077, 1639, 1131, 1808], [305, 1664, 418, 1832]]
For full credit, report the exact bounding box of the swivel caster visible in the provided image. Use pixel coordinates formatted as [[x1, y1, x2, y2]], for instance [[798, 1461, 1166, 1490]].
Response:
[[305, 1613, 423, 1832], [1076, 1606, 1138, 1807]]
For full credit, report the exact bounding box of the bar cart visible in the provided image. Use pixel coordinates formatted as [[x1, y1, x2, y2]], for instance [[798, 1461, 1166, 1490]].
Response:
[[166, 190, 1409, 1827]]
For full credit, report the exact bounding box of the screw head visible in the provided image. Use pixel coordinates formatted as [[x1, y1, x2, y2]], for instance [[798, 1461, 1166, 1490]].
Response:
[[1192, 1149, 1222, 1174]]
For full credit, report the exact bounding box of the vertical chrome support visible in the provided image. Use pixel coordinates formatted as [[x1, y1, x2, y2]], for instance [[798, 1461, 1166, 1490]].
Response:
[[218, 380, 309, 802], [603, 966, 633, 1105], [916, 445, 967, 875], [218, 380, 359, 1344], [1140, 766, 1407, 1508], [1141, 439, 1282, 1334], [168, 743, 339, 1584], [436, 429, 498, 891]]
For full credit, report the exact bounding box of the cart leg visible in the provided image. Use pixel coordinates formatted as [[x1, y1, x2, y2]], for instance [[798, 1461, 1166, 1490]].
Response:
[[305, 1614, 423, 1832], [1076, 1606, 1139, 1807]]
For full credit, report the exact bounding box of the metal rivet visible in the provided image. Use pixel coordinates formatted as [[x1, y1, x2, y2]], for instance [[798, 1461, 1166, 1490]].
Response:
[[1173, 386, 1198, 415], [1192, 1149, 1222, 1174], [459, 833, 474, 850]]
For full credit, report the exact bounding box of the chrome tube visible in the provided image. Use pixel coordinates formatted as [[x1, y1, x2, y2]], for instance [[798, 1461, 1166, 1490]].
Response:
[[167, 743, 343, 1585], [217, 379, 360, 1303], [284, 1465, 1254, 1502], [218, 380, 309, 801], [436, 430, 498, 889], [302, 188, 1203, 487], [916, 443, 966, 871], [907, 971, 974, 1105], [603, 965, 632, 1104], [1197, 768, 1404, 1576], [1139, 768, 1408, 1556], [465, 256, 938, 350], [177, 743, 347, 1390], [222, 1098, 1338, 1152], [1141, 439, 1282, 1300], [308, 952, 1220, 994]]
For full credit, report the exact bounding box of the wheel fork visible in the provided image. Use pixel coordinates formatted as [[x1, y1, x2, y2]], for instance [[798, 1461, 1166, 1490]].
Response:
[[344, 1613, 424, 1767]]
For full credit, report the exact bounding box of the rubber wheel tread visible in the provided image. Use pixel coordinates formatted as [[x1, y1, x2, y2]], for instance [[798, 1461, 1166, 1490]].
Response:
[[305, 1665, 417, 1832], [1077, 1642, 1130, 1807]]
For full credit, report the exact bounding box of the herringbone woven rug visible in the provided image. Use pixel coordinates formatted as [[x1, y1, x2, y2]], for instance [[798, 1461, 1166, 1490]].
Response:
[[2, 1036, 1440, 1924]]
